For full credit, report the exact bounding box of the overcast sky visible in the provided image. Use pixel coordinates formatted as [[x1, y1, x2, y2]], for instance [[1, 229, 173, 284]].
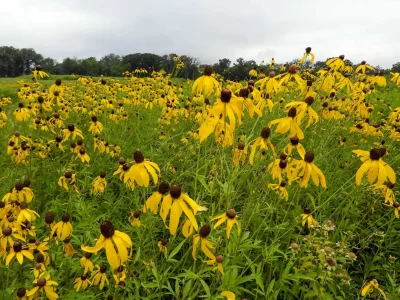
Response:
[[1, 0, 399, 68]]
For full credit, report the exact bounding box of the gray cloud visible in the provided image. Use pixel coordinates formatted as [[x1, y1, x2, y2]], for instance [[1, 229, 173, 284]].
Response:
[[1, 0, 399, 68]]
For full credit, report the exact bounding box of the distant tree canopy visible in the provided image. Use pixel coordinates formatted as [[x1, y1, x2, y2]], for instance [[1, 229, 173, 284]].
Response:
[[0, 46, 396, 79]]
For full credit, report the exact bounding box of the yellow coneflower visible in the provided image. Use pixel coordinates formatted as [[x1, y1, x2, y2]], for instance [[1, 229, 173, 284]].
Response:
[[361, 279, 386, 299], [298, 47, 315, 64], [16, 202, 39, 223], [355, 60, 374, 74], [80, 252, 94, 274], [269, 107, 304, 140], [326, 55, 345, 71], [292, 151, 327, 188], [14, 103, 31, 121], [143, 182, 170, 214], [92, 172, 107, 195], [63, 124, 84, 141], [44, 212, 56, 230], [211, 209, 240, 239], [26, 273, 59, 299], [300, 208, 319, 228], [160, 184, 207, 235], [89, 116, 104, 134], [285, 96, 319, 128], [248, 127, 276, 165], [284, 137, 305, 159], [51, 213, 73, 241], [6, 241, 34, 265], [192, 224, 215, 260], [33, 254, 47, 278], [279, 65, 305, 88], [76, 148, 90, 163], [232, 142, 247, 168], [74, 274, 91, 292], [90, 265, 109, 290], [58, 171, 77, 192], [157, 238, 168, 254], [192, 66, 220, 96], [63, 237, 74, 257], [33, 65, 49, 80], [1, 227, 25, 249], [353, 148, 396, 186], [206, 254, 224, 275], [268, 181, 289, 200], [130, 210, 142, 227], [268, 153, 293, 183], [125, 151, 160, 187], [28, 239, 49, 256], [81, 220, 132, 270], [373, 182, 395, 205]]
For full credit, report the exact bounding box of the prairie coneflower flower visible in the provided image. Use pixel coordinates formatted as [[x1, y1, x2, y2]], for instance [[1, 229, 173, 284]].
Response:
[[157, 239, 168, 254], [80, 252, 94, 274], [160, 184, 207, 235], [92, 172, 107, 195], [6, 241, 34, 265], [192, 66, 220, 96], [89, 116, 104, 134], [130, 210, 142, 227], [284, 137, 305, 159], [26, 274, 59, 299], [90, 265, 109, 290], [63, 124, 84, 141], [301, 208, 319, 228], [113, 266, 127, 284], [211, 209, 240, 239], [285, 96, 319, 128], [389, 202, 400, 218], [248, 127, 276, 165], [292, 151, 327, 188], [1, 227, 25, 249], [125, 151, 160, 187], [268, 181, 289, 200], [11, 181, 34, 203], [58, 171, 77, 191], [14, 103, 31, 121], [16, 202, 39, 224], [269, 107, 304, 140], [51, 213, 73, 241], [361, 279, 387, 299], [326, 55, 345, 71], [192, 224, 215, 260], [143, 182, 170, 214], [76, 148, 90, 163], [298, 47, 315, 64], [268, 153, 295, 183], [374, 182, 395, 205], [16, 287, 28, 299], [81, 220, 132, 270], [355, 61, 374, 74], [74, 274, 91, 292], [33, 254, 47, 278], [63, 237, 74, 257], [279, 64, 305, 88], [206, 254, 224, 275], [232, 142, 247, 168], [353, 148, 396, 186], [33, 65, 49, 80]]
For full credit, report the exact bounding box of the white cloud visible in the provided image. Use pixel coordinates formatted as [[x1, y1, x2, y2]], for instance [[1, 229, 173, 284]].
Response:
[[1, 0, 398, 68]]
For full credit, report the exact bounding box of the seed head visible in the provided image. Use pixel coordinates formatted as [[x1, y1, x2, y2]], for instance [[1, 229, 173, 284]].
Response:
[[203, 66, 213, 76], [64, 171, 72, 178], [290, 136, 299, 145], [261, 127, 271, 139], [13, 241, 22, 252], [304, 151, 314, 163], [134, 151, 144, 163], [216, 255, 224, 263], [37, 278, 47, 287], [305, 96, 314, 106], [15, 182, 24, 191], [288, 107, 297, 118], [170, 184, 182, 199], [17, 288, 26, 297], [303, 207, 311, 214], [226, 209, 236, 219], [45, 212, 55, 224], [100, 220, 115, 238], [2, 227, 12, 236], [221, 89, 232, 103], [158, 182, 170, 194], [305, 47, 312, 53], [237, 142, 245, 150], [369, 149, 380, 160], [288, 64, 297, 74], [269, 71, 275, 78], [199, 224, 211, 238], [62, 212, 70, 222]]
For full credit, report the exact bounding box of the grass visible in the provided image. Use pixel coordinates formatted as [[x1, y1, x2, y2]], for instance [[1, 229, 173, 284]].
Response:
[[0, 73, 400, 299]]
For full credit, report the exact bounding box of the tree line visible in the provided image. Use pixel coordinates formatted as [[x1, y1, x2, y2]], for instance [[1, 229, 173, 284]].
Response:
[[1, 46, 399, 80]]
